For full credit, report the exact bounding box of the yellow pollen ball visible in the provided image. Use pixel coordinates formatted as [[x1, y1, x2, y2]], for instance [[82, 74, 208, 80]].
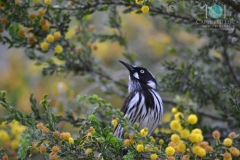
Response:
[[230, 147, 240, 156], [40, 41, 48, 51], [189, 133, 203, 143], [187, 114, 198, 124], [68, 138, 74, 144], [136, 0, 144, 5], [150, 153, 158, 160], [180, 129, 190, 139], [165, 146, 175, 156], [192, 128, 202, 134], [38, 8, 46, 16], [54, 45, 63, 54], [223, 138, 233, 147], [85, 148, 92, 154], [53, 32, 61, 39], [170, 120, 181, 131], [111, 119, 118, 128], [136, 144, 144, 152], [46, 34, 54, 42], [171, 134, 180, 143], [141, 5, 149, 14], [171, 107, 178, 114], [44, 0, 51, 5], [174, 112, 184, 120], [177, 142, 186, 153]]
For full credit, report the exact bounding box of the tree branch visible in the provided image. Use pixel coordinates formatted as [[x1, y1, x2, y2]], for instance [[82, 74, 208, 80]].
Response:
[[220, 0, 240, 13]]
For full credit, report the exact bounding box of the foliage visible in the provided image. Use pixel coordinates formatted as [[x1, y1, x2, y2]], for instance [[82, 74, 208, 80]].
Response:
[[1, 0, 240, 159]]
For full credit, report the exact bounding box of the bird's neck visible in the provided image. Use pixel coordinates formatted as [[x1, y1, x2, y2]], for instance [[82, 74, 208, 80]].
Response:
[[128, 79, 157, 93]]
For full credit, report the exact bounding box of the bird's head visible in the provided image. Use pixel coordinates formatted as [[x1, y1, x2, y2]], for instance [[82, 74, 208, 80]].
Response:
[[119, 60, 157, 93]]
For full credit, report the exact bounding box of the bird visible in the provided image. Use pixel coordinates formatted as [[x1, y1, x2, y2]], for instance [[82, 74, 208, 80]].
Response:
[[114, 60, 164, 139]]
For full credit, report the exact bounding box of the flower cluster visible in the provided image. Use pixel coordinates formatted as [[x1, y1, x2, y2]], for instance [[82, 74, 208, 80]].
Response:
[[164, 107, 240, 159], [135, 0, 154, 14], [0, 120, 26, 159]]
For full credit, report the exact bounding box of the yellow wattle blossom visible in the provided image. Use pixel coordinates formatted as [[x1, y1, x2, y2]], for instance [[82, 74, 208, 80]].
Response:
[[38, 8, 46, 16], [174, 112, 184, 120], [170, 120, 182, 131], [159, 139, 164, 145], [230, 147, 240, 156], [46, 34, 54, 42], [11, 139, 20, 149], [171, 107, 178, 114], [139, 128, 148, 137], [187, 114, 198, 124], [136, 0, 144, 5], [189, 133, 203, 143], [124, 139, 131, 147], [54, 45, 63, 54], [111, 119, 118, 129], [141, 5, 149, 14], [40, 41, 49, 51], [223, 138, 233, 147], [136, 144, 144, 152], [196, 147, 206, 157], [180, 129, 190, 139], [177, 142, 186, 153], [44, 0, 51, 5], [192, 128, 202, 134], [53, 31, 61, 39], [165, 146, 175, 156], [0, 130, 10, 142], [85, 148, 92, 154], [150, 153, 158, 160], [171, 134, 180, 143], [68, 138, 74, 144]]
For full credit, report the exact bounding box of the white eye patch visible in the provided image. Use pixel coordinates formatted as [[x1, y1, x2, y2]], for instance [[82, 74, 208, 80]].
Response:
[[133, 72, 139, 79], [140, 70, 144, 73]]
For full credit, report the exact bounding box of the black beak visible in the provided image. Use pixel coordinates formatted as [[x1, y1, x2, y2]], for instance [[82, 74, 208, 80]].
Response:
[[119, 60, 134, 72]]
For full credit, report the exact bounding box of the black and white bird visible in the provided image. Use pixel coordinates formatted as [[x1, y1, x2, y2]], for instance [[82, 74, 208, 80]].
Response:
[[114, 60, 164, 139]]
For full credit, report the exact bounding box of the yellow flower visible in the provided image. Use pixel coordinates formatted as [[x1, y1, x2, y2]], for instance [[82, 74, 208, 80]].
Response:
[[230, 147, 240, 156], [38, 8, 46, 16], [40, 41, 48, 51], [136, 0, 144, 5], [46, 34, 54, 42], [189, 133, 203, 143], [139, 128, 148, 137], [85, 148, 92, 154], [44, 0, 51, 5], [180, 129, 190, 139], [187, 114, 198, 124], [159, 139, 164, 145], [150, 153, 158, 160], [223, 138, 233, 147], [54, 45, 63, 54], [192, 128, 202, 134], [136, 144, 144, 152], [12, 125, 26, 135], [0, 130, 10, 142], [124, 139, 131, 147], [174, 112, 184, 120], [177, 142, 186, 153], [111, 119, 118, 129], [165, 146, 175, 156], [171, 134, 180, 143], [53, 31, 61, 39], [170, 120, 182, 131], [196, 147, 206, 157], [141, 5, 149, 14], [68, 137, 74, 144], [171, 107, 178, 114], [11, 139, 20, 149], [145, 147, 151, 152]]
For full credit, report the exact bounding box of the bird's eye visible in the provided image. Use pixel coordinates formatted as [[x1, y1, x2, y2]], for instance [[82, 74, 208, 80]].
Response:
[[140, 70, 144, 73]]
